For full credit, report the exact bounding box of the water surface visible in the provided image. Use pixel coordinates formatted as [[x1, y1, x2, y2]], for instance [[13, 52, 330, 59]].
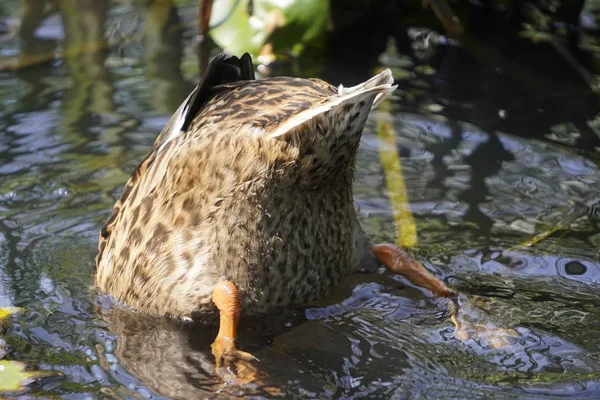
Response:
[[1, 1, 600, 399]]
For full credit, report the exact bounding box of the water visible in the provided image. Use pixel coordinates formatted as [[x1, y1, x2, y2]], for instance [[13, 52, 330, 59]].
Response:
[[1, 1, 600, 398]]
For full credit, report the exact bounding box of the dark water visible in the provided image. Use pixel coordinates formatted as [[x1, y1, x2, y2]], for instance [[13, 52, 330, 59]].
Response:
[[1, 1, 600, 399]]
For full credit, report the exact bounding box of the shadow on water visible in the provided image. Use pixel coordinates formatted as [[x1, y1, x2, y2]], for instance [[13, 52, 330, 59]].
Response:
[[1, 0, 600, 398]]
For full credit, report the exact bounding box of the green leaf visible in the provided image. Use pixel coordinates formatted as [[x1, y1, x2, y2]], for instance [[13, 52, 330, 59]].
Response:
[[0, 308, 23, 321], [208, 0, 328, 56], [0, 360, 58, 393], [210, 0, 267, 55]]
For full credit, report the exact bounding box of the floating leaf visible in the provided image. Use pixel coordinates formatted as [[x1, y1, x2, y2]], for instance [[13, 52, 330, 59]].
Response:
[[0, 360, 58, 393], [0, 308, 24, 361], [0, 308, 23, 321]]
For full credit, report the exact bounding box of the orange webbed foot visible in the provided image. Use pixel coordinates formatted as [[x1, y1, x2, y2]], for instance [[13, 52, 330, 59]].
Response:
[[372, 243, 455, 298], [211, 281, 266, 387], [211, 335, 264, 386]]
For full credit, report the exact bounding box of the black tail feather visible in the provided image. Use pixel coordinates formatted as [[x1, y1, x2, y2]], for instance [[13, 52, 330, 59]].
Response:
[[239, 53, 256, 81], [181, 52, 255, 132]]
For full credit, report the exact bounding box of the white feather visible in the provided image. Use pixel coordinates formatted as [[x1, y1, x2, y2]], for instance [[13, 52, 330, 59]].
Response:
[[269, 69, 396, 138], [156, 91, 194, 153]]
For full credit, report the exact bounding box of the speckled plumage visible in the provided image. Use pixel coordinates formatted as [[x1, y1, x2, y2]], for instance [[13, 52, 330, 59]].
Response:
[[95, 53, 396, 318]]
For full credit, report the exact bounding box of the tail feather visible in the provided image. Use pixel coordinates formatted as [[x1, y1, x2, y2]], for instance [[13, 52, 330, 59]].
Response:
[[338, 69, 395, 110], [155, 52, 255, 153], [181, 52, 255, 132], [269, 69, 396, 138]]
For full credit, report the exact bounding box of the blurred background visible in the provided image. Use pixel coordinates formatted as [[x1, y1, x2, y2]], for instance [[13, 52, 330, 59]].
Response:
[[1, 0, 600, 398]]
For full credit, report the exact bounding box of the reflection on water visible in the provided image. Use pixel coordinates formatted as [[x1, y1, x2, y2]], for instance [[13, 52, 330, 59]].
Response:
[[1, 1, 600, 398]]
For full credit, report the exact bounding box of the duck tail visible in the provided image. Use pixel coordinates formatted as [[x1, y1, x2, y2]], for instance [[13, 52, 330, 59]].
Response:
[[269, 69, 396, 138], [336, 69, 396, 110], [181, 52, 255, 132]]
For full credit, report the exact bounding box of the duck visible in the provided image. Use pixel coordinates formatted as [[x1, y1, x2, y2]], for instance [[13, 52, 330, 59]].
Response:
[[95, 52, 454, 384]]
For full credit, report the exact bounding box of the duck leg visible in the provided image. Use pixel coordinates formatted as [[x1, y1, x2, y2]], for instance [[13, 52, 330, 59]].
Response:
[[371, 243, 455, 298], [211, 281, 263, 384]]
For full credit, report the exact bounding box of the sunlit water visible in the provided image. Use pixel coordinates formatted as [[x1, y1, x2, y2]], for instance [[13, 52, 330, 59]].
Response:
[[1, 2, 600, 399]]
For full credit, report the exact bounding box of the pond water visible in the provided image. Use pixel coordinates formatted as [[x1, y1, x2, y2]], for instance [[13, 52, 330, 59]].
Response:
[[1, 1, 600, 399]]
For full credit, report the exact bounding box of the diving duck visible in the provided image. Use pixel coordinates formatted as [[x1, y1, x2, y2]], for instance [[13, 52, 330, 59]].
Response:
[[95, 52, 454, 383]]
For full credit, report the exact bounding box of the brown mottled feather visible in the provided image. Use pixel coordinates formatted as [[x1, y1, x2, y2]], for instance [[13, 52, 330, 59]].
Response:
[[96, 53, 255, 268], [96, 53, 395, 318]]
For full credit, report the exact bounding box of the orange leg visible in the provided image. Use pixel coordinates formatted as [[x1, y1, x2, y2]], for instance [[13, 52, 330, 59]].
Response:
[[372, 243, 455, 298], [211, 281, 263, 385]]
